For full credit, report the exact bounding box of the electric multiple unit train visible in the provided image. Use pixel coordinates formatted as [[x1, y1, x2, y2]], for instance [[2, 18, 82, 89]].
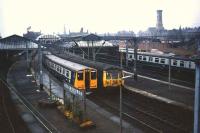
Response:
[[43, 54, 123, 91], [119, 47, 195, 70]]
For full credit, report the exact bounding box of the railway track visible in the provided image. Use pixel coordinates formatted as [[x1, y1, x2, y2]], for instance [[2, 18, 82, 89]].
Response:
[[0, 80, 60, 133], [88, 90, 192, 133], [0, 82, 16, 133]]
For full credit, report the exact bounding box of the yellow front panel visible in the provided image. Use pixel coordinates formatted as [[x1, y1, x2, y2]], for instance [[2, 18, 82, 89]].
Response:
[[74, 72, 85, 90], [90, 80, 97, 89]]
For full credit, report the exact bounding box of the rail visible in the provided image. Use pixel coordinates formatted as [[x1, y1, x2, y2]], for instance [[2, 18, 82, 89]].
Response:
[[0, 79, 59, 133]]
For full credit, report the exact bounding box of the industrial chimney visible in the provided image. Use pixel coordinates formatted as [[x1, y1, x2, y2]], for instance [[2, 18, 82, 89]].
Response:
[[156, 10, 164, 31]]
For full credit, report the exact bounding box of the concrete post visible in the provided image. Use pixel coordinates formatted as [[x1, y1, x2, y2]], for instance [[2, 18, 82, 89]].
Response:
[[49, 74, 52, 99], [87, 41, 90, 59], [133, 39, 138, 81], [82, 51, 85, 59], [119, 84, 123, 133], [120, 52, 123, 133], [126, 43, 128, 67], [168, 58, 171, 89], [83, 90, 86, 121], [92, 41, 95, 61], [26, 42, 29, 69], [120, 52, 123, 68], [194, 39, 200, 133], [63, 82, 66, 107], [38, 43, 43, 90]]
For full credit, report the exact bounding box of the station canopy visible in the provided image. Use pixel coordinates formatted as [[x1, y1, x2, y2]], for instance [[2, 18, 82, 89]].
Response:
[[0, 34, 38, 50]]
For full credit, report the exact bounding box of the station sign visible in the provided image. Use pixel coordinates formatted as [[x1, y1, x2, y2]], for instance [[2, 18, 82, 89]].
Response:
[[64, 83, 83, 97]]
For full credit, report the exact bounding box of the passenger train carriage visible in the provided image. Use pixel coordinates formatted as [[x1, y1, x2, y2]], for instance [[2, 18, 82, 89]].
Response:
[[119, 47, 195, 70], [44, 54, 97, 90], [43, 53, 123, 91]]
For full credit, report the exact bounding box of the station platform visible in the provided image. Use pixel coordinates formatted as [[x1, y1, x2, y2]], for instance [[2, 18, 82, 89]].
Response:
[[7, 60, 143, 133], [124, 73, 194, 110]]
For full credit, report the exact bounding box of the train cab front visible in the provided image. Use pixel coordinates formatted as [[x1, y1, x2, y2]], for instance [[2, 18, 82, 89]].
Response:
[[74, 69, 97, 92], [103, 69, 123, 89]]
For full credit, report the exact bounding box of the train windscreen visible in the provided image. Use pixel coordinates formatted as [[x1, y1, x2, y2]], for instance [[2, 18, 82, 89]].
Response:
[[91, 70, 96, 79], [77, 71, 83, 80], [108, 70, 120, 79]]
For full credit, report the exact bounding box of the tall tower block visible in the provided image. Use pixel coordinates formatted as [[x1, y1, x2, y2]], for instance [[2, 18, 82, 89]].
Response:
[[156, 10, 164, 30]]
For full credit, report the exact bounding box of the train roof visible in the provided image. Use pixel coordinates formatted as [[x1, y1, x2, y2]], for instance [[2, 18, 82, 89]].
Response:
[[45, 54, 92, 71], [51, 52, 121, 71]]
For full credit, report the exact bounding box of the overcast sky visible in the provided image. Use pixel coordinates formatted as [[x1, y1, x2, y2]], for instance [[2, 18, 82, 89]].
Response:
[[0, 0, 200, 37]]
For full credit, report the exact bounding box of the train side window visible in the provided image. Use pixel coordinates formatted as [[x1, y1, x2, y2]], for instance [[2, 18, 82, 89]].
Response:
[[173, 60, 177, 66], [139, 56, 142, 60], [189, 62, 191, 68], [77, 71, 83, 80], [65, 70, 69, 77], [91, 71, 96, 79], [143, 56, 146, 61], [160, 58, 165, 64], [57, 66, 60, 72], [155, 58, 159, 63], [180, 61, 184, 67], [149, 56, 153, 62], [60, 67, 63, 73]]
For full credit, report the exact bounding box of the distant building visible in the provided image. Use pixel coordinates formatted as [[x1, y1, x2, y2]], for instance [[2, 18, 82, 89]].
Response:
[[59, 27, 88, 38], [23, 31, 41, 40], [116, 30, 136, 36], [156, 10, 164, 31], [68, 27, 88, 36]]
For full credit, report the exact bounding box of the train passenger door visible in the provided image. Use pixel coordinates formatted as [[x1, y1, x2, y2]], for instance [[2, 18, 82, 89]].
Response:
[[85, 69, 90, 91]]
